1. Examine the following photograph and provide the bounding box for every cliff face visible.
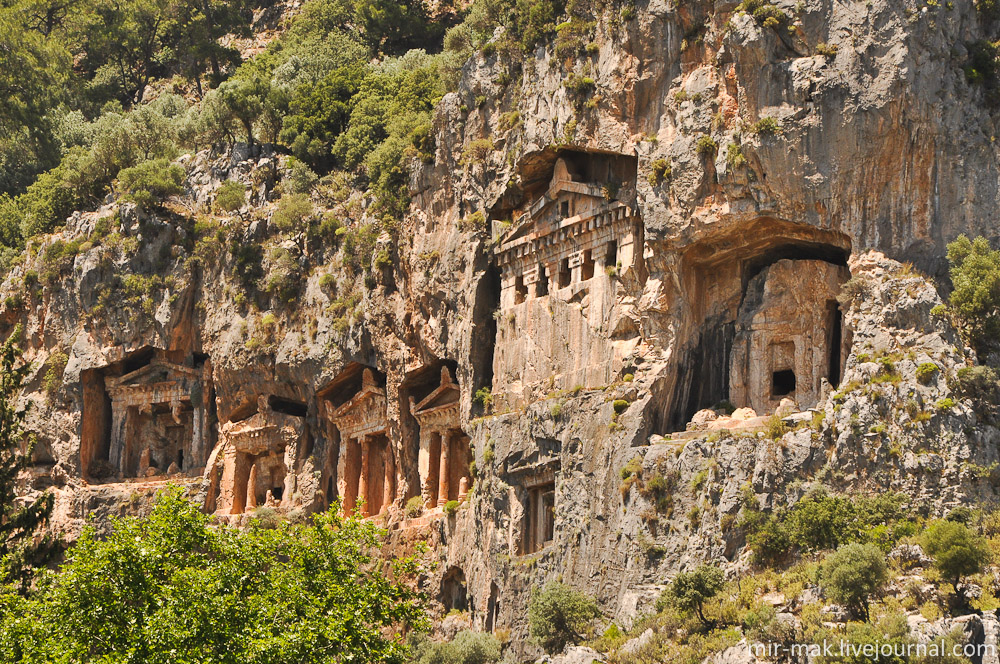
[5,0,1000,656]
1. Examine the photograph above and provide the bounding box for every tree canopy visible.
[0,489,428,663]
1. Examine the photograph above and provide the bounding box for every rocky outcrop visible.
[4,0,1000,657]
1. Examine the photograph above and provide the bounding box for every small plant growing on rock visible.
[404,496,424,519]
[443,500,461,516]
[916,362,939,384]
[528,582,600,654]
[461,139,494,165]
[613,399,629,415]
[766,414,789,440]
[42,350,68,401]
[271,193,313,232]
[473,386,493,411]
[648,158,671,185]
[695,135,718,156]
[749,116,781,136]
[837,275,873,306]
[936,397,956,411]
[726,143,746,169]
[815,42,838,57]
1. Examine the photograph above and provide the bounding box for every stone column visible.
[109,400,126,473]
[437,431,450,507]
[382,445,394,514]
[359,437,370,517]
[247,464,259,510]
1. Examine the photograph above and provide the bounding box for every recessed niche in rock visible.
[491,149,643,406]
[205,393,307,515]
[409,366,471,509]
[440,566,469,613]
[320,368,394,517]
[729,259,850,415]
[519,470,556,555]
[81,348,214,481]
[663,221,852,431]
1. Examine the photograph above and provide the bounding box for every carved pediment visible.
[329,369,388,438]
[411,367,460,428]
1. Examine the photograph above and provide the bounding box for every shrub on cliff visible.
[662,564,724,627]
[0,489,427,662]
[820,543,888,622]
[528,581,600,654]
[921,519,991,601]
[946,234,1000,355]
[115,158,185,209]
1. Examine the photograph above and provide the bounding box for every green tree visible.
[0,327,55,589]
[921,519,991,601]
[820,543,888,621]
[663,564,724,627]
[0,489,427,661]
[528,581,600,654]
[946,234,1000,354]
[215,179,246,213]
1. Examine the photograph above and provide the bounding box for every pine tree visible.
[0,326,54,588]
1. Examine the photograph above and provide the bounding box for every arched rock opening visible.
[662,220,852,431]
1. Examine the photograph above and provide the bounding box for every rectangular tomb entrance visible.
[205,395,307,515]
[85,351,213,480]
[325,369,395,517]
[410,366,471,509]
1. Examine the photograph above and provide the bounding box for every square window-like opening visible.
[514,274,526,304]
[771,369,796,397]
[581,249,595,281]
[560,201,570,217]
[558,258,571,288]
[536,267,549,297]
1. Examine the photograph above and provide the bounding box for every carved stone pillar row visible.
[359,437,370,517]
[437,431,450,508]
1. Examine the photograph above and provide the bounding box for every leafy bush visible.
[921,519,991,597]
[820,543,888,621]
[612,399,629,415]
[271,193,314,232]
[443,500,461,515]
[410,629,501,664]
[946,235,1000,353]
[744,489,912,564]
[738,0,788,27]
[661,564,724,626]
[116,158,185,209]
[528,581,600,654]
[215,180,246,213]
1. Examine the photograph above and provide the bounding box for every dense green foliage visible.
[0,328,54,589]
[528,581,600,654]
[741,488,913,564]
[920,519,991,596]
[0,489,427,662]
[819,543,888,621]
[662,564,724,626]
[946,235,1000,354]
[410,629,501,664]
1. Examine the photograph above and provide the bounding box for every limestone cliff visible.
[4,0,1000,658]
